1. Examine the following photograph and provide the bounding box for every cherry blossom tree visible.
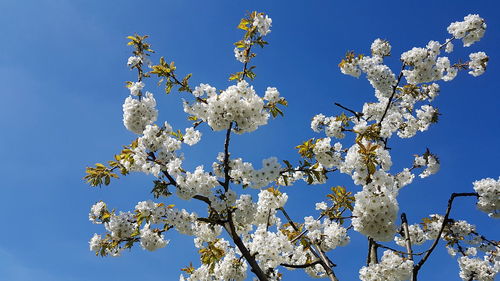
[84,12,498,281]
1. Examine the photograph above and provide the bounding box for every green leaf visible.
[238,19,250,30]
[229,72,241,81]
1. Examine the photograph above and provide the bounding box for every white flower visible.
[89,201,106,224]
[445,40,454,53]
[234,47,246,63]
[183,127,201,146]
[122,92,158,134]
[140,224,169,251]
[447,14,486,47]
[184,81,270,134]
[263,87,280,103]
[315,202,328,211]
[473,177,500,218]
[360,250,413,281]
[253,14,272,36]
[127,55,142,67]
[468,52,488,77]
[458,256,497,281]
[89,233,102,252]
[371,38,391,57]
[105,212,136,240]
[192,83,217,98]
[128,81,144,96]
[176,166,218,199]
[352,189,399,241]
[395,224,427,247]
[311,114,326,132]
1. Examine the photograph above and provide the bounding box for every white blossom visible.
[352,189,399,241]
[89,201,106,224]
[468,52,489,77]
[184,81,270,134]
[183,127,201,146]
[371,38,391,57]
[140,224,169,251]
[263,87,280,103]
[458,256,498,281]
[123,92,158,134]
[447,14,486,47]
[359,250,413,281]
[253,14,272,36]
[473,177,500,218]
[127,55,142,67]
[128,81,144,96]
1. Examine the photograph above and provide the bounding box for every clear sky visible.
[0,0,498,280]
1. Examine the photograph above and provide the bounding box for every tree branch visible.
[240,44,253,81]
[367,238,378,266]
[280,260,321,269]
[401,213,414,261]
[222,122,233,192]
[334,102,363,121]
[412,192,479,280]
[378,64,406,125]
[279,208,338,281]
[224,212,268,281]
[373,242,427,256]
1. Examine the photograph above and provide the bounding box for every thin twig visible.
[378,64,406,125]
[280,260,321,269]
[279,208,338,281]
[240,44,253,81]
[334,102,363,121]
[374,242,427,256]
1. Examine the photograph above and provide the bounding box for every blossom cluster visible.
[253,13,272,36]
[473,177,500,218]
[352,189,399,241]
[88,200,200,255]
[87,12,498,281]
[184,81,272,134]
[447,14,486,47]
[304,217,350,252]
[122,91,158,134]
[213,155,282,189]
[176,166,218,200]
[359,250,413,281]
[458,256,498,281]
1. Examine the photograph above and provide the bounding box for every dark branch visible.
[367,238,378,266]
[379,64,406,125]
[280,260,321,269]
[279,208,338,281]
[334,102,363,121]
[223,122,233,192]
[412,192,479,280]
[225,212,268,281]
[374,242,428,256]
[401,213,414,260]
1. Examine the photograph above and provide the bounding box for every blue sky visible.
[0,0,498,280]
